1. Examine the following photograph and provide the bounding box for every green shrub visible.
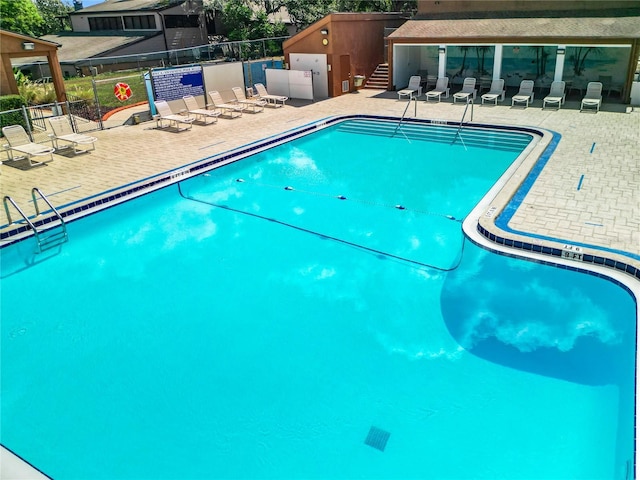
[0,95,29,135]
[18,82,57,105]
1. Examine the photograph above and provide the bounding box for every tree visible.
[336,0,391,12]
[35,0,74,35]
[219,0,288,58]
[284,0,335,32]
[222,0,254,41]
[0,0,44,37]
[255,0,287,16]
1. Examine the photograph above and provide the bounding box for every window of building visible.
[124,15,157,30]
[163,15,200,28]
[88,16,123,31]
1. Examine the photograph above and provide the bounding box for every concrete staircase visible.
[363,64,389,89]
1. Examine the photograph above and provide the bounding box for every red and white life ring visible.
[114,82,132,101]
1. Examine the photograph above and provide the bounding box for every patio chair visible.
[207,90,245,118]
[480,79,506,105]
[154,100,195,131]
[542,81,566,109]
[253,83,288,107]
[2,124,54,169]
[182,95,220,125]
[397,75,422,100]
[452,77,477,103]
[48,116,97,154]
[478,76,493,94]
[424,77,450,102]
[580,82,603,112]
[511,80,535,107]
[232,87,266,113]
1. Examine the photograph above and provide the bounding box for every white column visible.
[493,45,503,80]
[554,45,566,81]
[438,45,447,78]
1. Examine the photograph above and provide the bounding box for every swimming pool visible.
[1,118,637,479]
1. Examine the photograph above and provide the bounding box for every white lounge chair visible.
[232,87,266,113]
[511,80,535,107]
[182,95,220,124]
[424,77,450,102]
[207,90,245,118]
[542,81,566,109]
[154,100,195,131]
[397,75,422,100]
[48,116,97,154]
[2,124,54,168]
[580,82,603,113]
[254,83,288,107]
[453,77,477,103]
[480,79,506,105]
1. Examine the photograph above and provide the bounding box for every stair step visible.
[336,120,532,152]
[37,224,68,251]
[364,63,389,89]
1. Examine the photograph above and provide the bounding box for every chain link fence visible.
[74,36,288,77]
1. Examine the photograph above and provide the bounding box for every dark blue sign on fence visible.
[151,65,204,101]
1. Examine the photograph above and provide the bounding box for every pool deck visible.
[1,89,639,277]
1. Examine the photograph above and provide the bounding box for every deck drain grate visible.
[364,426,390,452]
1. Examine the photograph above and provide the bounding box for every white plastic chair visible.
[580,82,603,113]
[452,77,477,103]
[542,81,566,109]
[154,100,195,131]
[48,116,98,153]
[425,77,450,102]
[397,75,422,100]
[2,124,54,168]
[480,79,506,105]
[511,80,535,107]
[182,95,220,124]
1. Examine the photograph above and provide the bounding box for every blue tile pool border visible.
[475,223,640,285]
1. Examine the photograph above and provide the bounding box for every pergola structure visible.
[0,29,66,102]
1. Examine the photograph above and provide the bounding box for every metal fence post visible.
[91,78,104,130]
[21,106,33,141]
[66,101,76,132]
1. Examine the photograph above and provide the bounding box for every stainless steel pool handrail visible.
[31,187,68,251]
[392,95,417,140]
[3,195,37,231]
[452,96,474,149]
[2,189,68,252]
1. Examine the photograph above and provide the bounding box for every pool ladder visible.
[3,188,68,252]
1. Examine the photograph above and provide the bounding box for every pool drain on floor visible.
[364,426,390,452]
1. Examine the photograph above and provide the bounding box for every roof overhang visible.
[388,17,640,44]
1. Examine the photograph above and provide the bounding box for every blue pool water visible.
[1,120,636,479]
